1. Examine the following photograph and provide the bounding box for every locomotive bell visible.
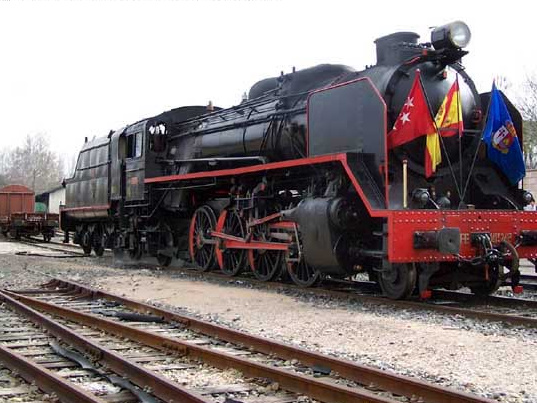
[431,21,471,50]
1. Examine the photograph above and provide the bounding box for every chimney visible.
[374,32,420,65]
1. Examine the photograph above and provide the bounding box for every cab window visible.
[126,132,143,159]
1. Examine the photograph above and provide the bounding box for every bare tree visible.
[59,151,78,180]
[0,150,10,187]
[519,74,537,121]
[494,75,511,93]
[517,74,537,168]
[497,74,537,168]
[5,134,63,193]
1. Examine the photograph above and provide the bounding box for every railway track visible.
[9,237,537,328]
[507,273,537,291]
[329,278,537,313]
[1,277,497,403]
[46,236,91,252]
[429,288,537,309]
[0,290,170,403]
[11,237,87,258]
[52,241,537,295]
[0,366,51,402]
[151,267,537,328]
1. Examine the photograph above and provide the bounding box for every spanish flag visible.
[425,131,441,177]
[435,77,464,137]
[424,77,464,177]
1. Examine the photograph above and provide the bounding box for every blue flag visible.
[482,83,525,185]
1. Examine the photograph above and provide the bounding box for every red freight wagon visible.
[0,185,58,241]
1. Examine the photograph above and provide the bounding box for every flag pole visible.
[457,74,464,207]
[420,71,462,200]
[403,159,408,208]
[461,81,494,202]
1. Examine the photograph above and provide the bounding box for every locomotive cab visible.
[111,118,172,203]
[119,123,147,202]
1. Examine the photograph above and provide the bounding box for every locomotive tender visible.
[61,21,537,299]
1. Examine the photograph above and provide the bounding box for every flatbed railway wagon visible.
[0,185,59,242]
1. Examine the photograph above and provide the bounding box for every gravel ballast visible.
[0,238,535,402]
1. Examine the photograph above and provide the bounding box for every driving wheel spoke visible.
[189,206,217,271]
[219,210,247,276]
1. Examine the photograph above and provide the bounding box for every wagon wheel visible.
[189,205,218,271]
[248,224,285,282]
[94,243,105,257]
[113,247,124,260]
[287,257,320,287]
[93,227,106,257]
[470,240,518,296]
[470,243,508,296]
[156,222,174,267]
[378,263,417,300]
[470,264,503,296]
[128,233,143,260]
[81,231,92,256]
[216,210,247,276]
[157,253,172,266]
[128,245,142,260]
[94,233,105,257]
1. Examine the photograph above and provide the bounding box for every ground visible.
[0,238,535,402]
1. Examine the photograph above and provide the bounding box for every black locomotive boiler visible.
[61,21,537,299]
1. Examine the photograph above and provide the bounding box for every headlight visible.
[449,22,471,47]
[431,21,471,50]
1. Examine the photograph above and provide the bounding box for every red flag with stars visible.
[387,70,437,150]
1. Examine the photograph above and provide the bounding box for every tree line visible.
[494,74,537,169]
[518,75,537,169]
[0,134,74,194]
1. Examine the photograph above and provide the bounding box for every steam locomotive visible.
[61,21,537,299]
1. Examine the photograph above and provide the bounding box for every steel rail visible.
[4,288,404,403]
[318,288,537,328]
[26,238,537,310]
[0,343,107,403]
[0,290,210,403]
[35,238,83,250]
[507,273,537,291]
[130,266,537,328]
[30,278,494,403]
[15,239,86,257]
[431,289,537,309]
[322,278,537,310]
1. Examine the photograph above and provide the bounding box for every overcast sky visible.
[1,0,535,164]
